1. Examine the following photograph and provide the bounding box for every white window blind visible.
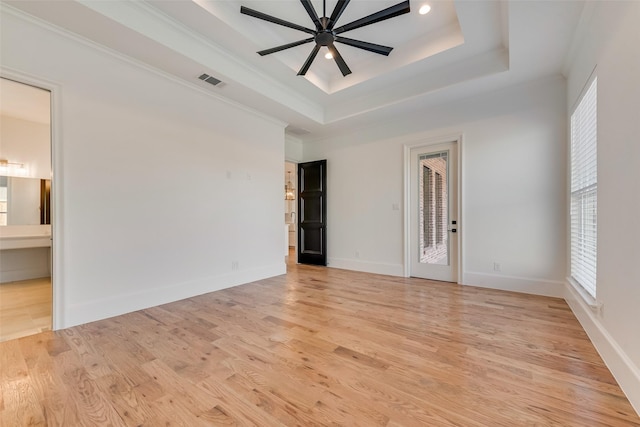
[570,77,597,298]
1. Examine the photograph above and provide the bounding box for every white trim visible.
[463,271,565,298]
[403,133,463,282]
[458,134,466,286]
[564,281,640,415]
[403,145,410,277]
[0,67,63,331]
[327,258,403,277]
[0,3,288,129]
[62,263,286,329]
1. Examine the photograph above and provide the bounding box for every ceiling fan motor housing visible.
[315,30,335,46]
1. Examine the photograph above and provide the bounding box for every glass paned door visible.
[409,142,458,282]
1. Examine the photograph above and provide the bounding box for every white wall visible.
[285,134,304,163]
[304,75,567,293]
[0,247,50,282]
[1,9,286,328]
[0,115,51,180]
[564,1,640,412]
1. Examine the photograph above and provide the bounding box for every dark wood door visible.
[297,160,326,265]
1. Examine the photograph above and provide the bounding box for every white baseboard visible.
[327,257,404,277]
[0,268,50,283]
[60,262,286,329]
[564,282,640,415]
[462,271,565,297]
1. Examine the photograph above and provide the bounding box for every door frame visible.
[2,68,63,330]
[403,133,463,282]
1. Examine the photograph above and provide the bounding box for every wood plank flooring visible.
[1,261,638,426]
[0,278,52,343]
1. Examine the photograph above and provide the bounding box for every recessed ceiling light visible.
[419,4,431,15]
[325,52,333,59]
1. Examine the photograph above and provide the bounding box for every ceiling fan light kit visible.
[240,0,411,77]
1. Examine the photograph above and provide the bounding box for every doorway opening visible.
[285,161,297,264]
[0,77,53,342]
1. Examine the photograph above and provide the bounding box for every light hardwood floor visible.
[1,260,638,426]
[0,277,52,343]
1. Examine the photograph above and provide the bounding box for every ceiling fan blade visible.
[335,36,393,56]
[300,0,323,31]
[241,6,316,35]
[327,0,350,30]
[327,43,352,76]
[333,0,410,35]
[297,45,321,75]
[258,38,315,56]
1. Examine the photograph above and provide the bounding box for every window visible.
[435,173,444,245]
[422,165,433,247]
[570,76,597,298]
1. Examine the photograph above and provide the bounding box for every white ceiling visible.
[3,0,585,142]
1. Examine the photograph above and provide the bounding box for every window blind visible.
[570,77,597,298]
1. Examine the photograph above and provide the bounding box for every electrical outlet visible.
[232,261,239,270]
[493,262,501,272]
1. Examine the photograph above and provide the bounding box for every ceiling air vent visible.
[198,73,223,87]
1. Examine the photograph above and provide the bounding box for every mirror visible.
[0,176,50,226]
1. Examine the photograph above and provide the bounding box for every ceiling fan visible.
[240,0,411,77]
